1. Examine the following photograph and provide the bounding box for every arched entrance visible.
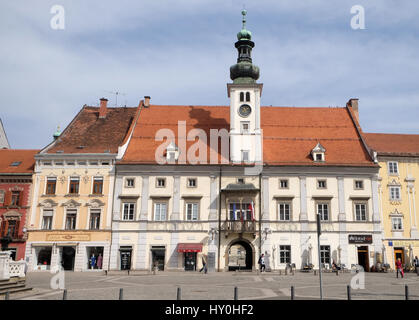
[226,239,254,271]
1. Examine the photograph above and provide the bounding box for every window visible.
[317,180,327,189]
[229,203,252,221]
[89,209,101,230]
[156,178,166,188]
[6,220,18,238]
[93,177,103,195]
[317,203,329,221]
[42,210,53,230]
[11,191,20,206]
[237,178,245,184]
[279,179,288,189]
[46,177,56,195]
[241,150,249,162]
[246,92,250,102]
[354,180,364,190]
[0,190,4,203]
[187,178,197,188]
[389,186,401,201]
[126,178,135,188]
[154,202,167,221]
[278,203,291,221]
[69,177,79,194]
[388,161,399,175]
[239,92,244,102]
[186,202,199,221]
[89,161,98,166]
[65,209,77,230]
[315,154,323,161]
[54,161,64,166]
[122,203,135,220]
[392,217,403,230]
[77,161,86,166]
[66,161,75,166]
[279,245,291,264]
[241,122,250,134]
[354,203,367,221]
[43,162,52,166]
[10,161,21,167]
[320,246,331,264]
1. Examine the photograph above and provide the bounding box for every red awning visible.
[177,243,203,253]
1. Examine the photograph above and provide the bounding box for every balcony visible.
[221,220,257,236]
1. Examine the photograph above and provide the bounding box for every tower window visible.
[239,92,244,102]
[246,92,250,102]
[241,150,249,162]
[241,122,250,134]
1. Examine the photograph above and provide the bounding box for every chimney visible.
[144,96,151,108]
[347,98,359,123]
[99,98,108,118]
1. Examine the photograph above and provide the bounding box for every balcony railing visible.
[221,220,256,233]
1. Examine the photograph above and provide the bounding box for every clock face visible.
[238,104,252,117]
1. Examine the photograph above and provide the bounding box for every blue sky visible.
[1,1,418,149]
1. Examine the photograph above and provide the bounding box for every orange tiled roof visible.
[46,106,137,154]
[0,149,38,174]
[121,105,375,166]
[364,133,419,156]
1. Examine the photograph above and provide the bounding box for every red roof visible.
[121,105,375,166]
[0,149,38,174]
[364,133,419,156]
[46,106,137,154]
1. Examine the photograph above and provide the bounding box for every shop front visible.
[177,243,202,271]
[151,246,166,271]
[388,240,419,269]
[349,234,373,272]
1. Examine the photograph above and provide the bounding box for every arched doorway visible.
[226,239,254,271]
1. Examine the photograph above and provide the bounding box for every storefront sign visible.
[392,240,419,247]
[348,234,372,244]
[46,233,91,241]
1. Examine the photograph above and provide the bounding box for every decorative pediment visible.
[39,199,58,208]
[389,209,403,217]
[311,142,326,162]
[86,199,105,208]
[61,199,82,208]
[2,210,22,220]
[9,186,24,192]
[312,142,326,153]
[387,179,401,186]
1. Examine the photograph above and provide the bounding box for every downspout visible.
[107,160,117,273]
[259,173,262,257]
[217,166,222,272]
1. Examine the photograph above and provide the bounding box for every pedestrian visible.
[414,256,419,276]
[199,255,207,274]
[258,253,266,272]
[395,258,404,278]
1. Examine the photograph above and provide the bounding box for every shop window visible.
[93,177,103,195]
[86,247,104,270]
[65,209,77,230]
[69,177,80,194]
[36,247,52,270]
[89,209,101,229]
[279,245,291,264]
[46,177,57,195]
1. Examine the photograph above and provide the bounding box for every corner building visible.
[109,11,384,272]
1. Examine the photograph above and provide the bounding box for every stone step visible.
[0,287,32,297]
[0,283,26,293]
[0,279,25,289]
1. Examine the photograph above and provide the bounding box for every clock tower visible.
[228,10,263,164]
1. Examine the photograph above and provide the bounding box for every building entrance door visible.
[61,246,76,271]
[151,247,165,271]
[184,252,196,271]
[357,246,369,272]
[227,240,253,271]
[394,248,405,267]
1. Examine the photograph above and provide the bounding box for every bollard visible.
[336,270,339,276]
[405,285,409,301]
[291,286,295,300]
[234,286,238,300]
[314,270,317,276]
[119,288,124,300]
[5,292,10,300]
[63,289,67,300]
[177,287,181,300]
[347,285,351,300]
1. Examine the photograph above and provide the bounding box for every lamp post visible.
[316,213,323,300]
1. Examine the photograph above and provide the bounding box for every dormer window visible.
[311,142,326,162]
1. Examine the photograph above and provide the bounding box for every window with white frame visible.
[122,203,135,220]
[42,209,53,230]
[392,217,403,230]
[278,202,291,221]
[279,245,291,264]
[241,150,249,162]
[240,121,250,134]
[279,179,289,189]
[354,203,367,221]
[317,203,329,221]
[154,202,167,221]
[320,245,331,264]
[388,161,399,175]
[317,180,327,189]
[89,209,101,230]
[125,178,135,188]
[186,202,199,221]
[389,186,401,201]
[65,209,77,230]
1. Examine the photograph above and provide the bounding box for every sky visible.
[1,0,419,149]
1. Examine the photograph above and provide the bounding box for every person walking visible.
[258,253,266,272]
[396,258,404,278]
[199,255,207,274]
[414,256,419,276]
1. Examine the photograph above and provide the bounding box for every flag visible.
[250,201,255,221]
[240,205,244,222]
